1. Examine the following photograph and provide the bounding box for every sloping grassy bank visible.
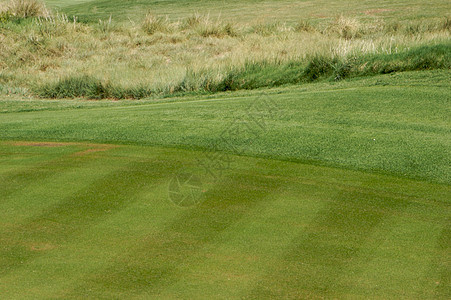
[36,43,451,99]
[2,71,450,184]
[193,43,451,91]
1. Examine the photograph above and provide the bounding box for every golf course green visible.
[0,71,450,298]
[0,0,450,298]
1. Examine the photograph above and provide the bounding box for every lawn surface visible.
[0,71,450,298]
[43,0,451,24]
[1,71,450,184]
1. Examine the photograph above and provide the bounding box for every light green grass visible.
[44,0,451,24]
[1,71,450,184]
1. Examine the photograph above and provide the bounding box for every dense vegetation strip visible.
[0,0,450,99]
[34,43,451,99]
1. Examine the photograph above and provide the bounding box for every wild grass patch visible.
[142,13,171,35]
[37,75,155,99]
[1,0,49,19]
[37,75,108,99]
[325,15,363,39]
[294,20,316,33]
[35,43,449,100]
[0,6,449,99]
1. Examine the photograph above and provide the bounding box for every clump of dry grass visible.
[181,13,203,29]
[326,15,362,39]
[179,14,238,37]
[252,22,282,35]
[197,21,237,38]
[294,20,316,33]
[2,0,50,18]
[142,13,171,35]
[442,16,451,31]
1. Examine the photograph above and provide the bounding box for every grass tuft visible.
[193,15,238,38]
[3,0,50,19]
[326,15,362,39]
[181,13,203,29]
[441,16,451,31]
[294,20,316,33]
[252,22,281,35]
[37,75,155,100]
[142,13,170,35]
[303,56,334,81]
[37,75,108,99]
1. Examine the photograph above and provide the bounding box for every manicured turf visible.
[0,71,450,298]
[0,142,449,298]
[44,0,451,24]
[1,71,450,184]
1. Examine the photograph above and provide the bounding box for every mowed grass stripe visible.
[153,177,336,298]
[0,144,88,200]
[246,180,449,299]
[0,175,179,297]
[0,146,124,224]
[0,144,70,174]
[161,160,450,297]
[0,158,130,282]
[60,152,449,298]
[433,221,451,298]
[247,187,415,298]
[336,204,449,299]
[0,149,180,280]
[62,170,285,298]
[0,143,449,298]
[0,160,128,277]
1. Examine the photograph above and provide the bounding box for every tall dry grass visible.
[1,0,49,18]
[0,0,449,98]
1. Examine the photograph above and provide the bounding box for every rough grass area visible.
[0,0,50,18]
[0,0,450,99]
[36,43,451,99]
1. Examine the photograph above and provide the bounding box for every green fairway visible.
[1,0,450,297]
[0,142,449,298]
[43,0,451,24]
[0,71,450,298]
[1,71,450,184]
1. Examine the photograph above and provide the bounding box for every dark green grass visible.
[0,142,449,298]
[0,70,450,298]
[207,43,451,91]
[36,75,154,100]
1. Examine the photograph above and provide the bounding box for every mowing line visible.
[105,88,359,111]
